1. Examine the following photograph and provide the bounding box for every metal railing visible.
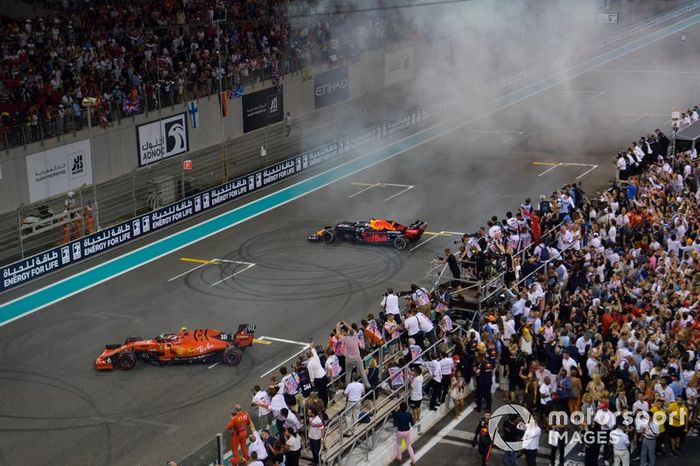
[319,323,470,466]
[595,0,700,50]
[0,81,444,270]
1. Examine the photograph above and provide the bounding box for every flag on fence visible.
[122,99,140,115]
[220,91,228,117]
[188,100,199,129]
[233,83,244,98]
[272,60,282,91]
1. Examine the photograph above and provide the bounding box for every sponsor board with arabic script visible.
[242,86,284,133]
[0,108,428,293]
[25,139,93,203]
[136,113,190,167]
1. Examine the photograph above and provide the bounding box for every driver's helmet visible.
[179,326,188,333]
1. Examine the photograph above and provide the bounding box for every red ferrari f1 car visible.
[308,218,427,250]
[95,324,255,370]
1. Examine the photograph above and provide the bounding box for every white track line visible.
[208,362,220,369]
[168,263,208,282]
[597,68,700,74]
[385,185,414,201]
[576,164,599,179]
[348,184,379,198]
[257,336,309,346]
[257,336,309,378]
[589,91,606,101]
[409,234,438,251]
[259,346,309,378]
[215,259,256,266]
[403,405,474,464]
[465,129,524,135]
[538,164,560,176]
[210,263,255,287]
[626,114,645,125]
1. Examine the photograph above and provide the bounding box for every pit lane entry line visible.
[2,13,700,327]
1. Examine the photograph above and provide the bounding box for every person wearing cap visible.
[226,404,254,465]
[594,400,615,464]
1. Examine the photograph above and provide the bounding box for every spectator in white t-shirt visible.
[409,366,424,425]
[344,375,365,436]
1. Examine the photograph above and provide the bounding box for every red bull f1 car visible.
[95,324,255,370]
[308,218,427,250]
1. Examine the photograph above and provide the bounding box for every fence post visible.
[17,207,24,260]
[180,157,186,201]
[131,175,137,217]
[93,184,100,231]
[79,188,85,237]
[216,433,223,465]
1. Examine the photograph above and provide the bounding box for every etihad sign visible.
[315,78,349,96]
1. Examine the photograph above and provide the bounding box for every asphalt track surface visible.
[2,21,700,466]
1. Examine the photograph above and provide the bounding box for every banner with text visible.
[26,139,93,203]
[137,113,190,166]
[1,109,426,293]
[314,66,349,109]
[242,86,284,133]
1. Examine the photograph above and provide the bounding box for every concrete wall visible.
[0,40,450,213]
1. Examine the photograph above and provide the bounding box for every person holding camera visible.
[409,284,431,317]
[336,321,371,389]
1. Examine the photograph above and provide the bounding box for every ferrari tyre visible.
[124,336,143,345]
[223,347,243,366]
[393,236,409,250]
[116,351,137,370]
[321,229,336,244]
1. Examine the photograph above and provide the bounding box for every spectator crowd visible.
[213,112,700,465]
[0,0,421,148]
[458,117,700,466]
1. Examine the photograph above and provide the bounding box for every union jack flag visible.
[122,99,140,115]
